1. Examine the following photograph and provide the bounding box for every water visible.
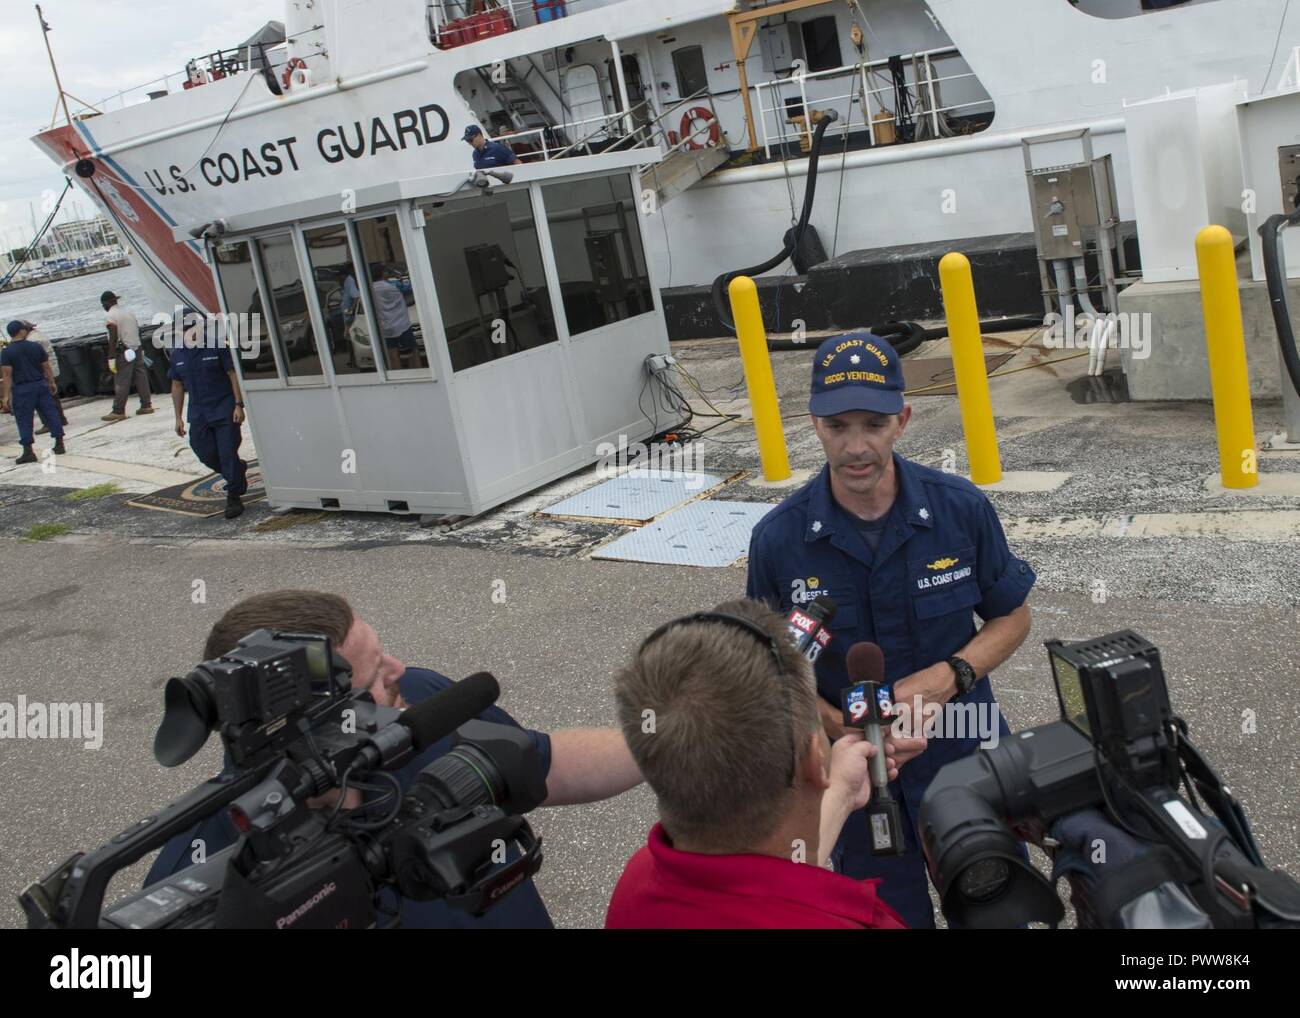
[0,264,159,340]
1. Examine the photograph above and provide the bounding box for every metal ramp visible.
[540,470,726,523]
[593,500,775,568]
[641,144,730,207]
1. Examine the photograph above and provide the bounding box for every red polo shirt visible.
[605,824,907,929]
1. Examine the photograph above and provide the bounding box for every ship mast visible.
[36,4,73,128]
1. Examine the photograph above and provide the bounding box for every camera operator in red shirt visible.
[606,598,922,929]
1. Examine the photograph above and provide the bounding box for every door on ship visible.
[605,54,651,138]
[561,64,609,146]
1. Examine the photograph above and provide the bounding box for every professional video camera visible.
[919,629,1300,929]
[19,629,547,929]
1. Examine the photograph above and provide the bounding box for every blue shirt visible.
[1,339,49,386]
[168,345,236,425]
[473,139,518,169]
[746,454,1035,921]
[143,667,556,929]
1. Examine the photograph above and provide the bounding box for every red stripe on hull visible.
[34,124,220,312]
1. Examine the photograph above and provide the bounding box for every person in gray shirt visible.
[369,265,417,371]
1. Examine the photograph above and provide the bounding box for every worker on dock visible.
[1,320,65,464]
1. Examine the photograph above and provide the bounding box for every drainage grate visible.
[540,470,725,523]
[592,500,776,567]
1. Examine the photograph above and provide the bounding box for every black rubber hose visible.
[1258,210,1300,400]
[711,109,840,334]
[761,316,1045,354]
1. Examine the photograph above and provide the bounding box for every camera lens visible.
[957,857,1012,903]
[417,744,506,810]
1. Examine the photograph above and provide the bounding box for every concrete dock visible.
[1,328,1297,928]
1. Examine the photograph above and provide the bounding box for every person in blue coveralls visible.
[169,314,249,520]
[1,320,65,464]
[144,589,644,928]
[463,123,518,169]
[745,331,1036,928]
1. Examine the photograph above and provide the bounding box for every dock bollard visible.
[1195,225,1258,490]
[728,275,791,482]
[938,252,1003,485]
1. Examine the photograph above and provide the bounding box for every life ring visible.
[680,107,720,150]
[282,57,307,90]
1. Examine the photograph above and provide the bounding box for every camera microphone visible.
[843,642,905,857]
[354,671,500,772]
[786,596,837,663]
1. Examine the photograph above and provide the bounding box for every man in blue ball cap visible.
[745,331,1035,928]
[462,123,518,170]
[1,319,65,464]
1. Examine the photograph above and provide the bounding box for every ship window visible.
[303,223,379,377]
[672,45,707,98]
[801,16,842,73]
[253,232,324,380]
[212,239,276,380]
[1069,0,1210,17]
[354,213,431,377]
[541,174,654,338]
[420,189,557,373]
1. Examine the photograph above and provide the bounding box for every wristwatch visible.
[947,656,977,697]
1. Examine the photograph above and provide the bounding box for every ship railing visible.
[486,87,721,170]
[428,0,585,47]
[751,46,994,159]
[88,37,311,114]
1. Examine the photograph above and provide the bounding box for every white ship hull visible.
[31,0,1300,314]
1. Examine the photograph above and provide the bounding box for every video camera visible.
[919,629,1300,929]
[19,629,548,929]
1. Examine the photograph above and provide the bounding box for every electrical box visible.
[1027,158,1117,261]
[1238,88,1300,280]
[759,22,804,73]
[1278,143,1300,212]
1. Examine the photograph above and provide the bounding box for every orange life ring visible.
[680,107,720,150]
[282,57,307,89]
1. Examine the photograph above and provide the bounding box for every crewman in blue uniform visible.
[169,319,249,519]
[1,320,65,464]
[746,332,1035,928]
[463,124,518,169]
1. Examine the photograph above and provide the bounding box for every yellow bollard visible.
[729,275,791,482]
[938,252,1002,485]
[1195,225,1258,489]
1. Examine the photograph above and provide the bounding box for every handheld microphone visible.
[354,671,501,773]
[786,596,837,663]
[841,642,905,857]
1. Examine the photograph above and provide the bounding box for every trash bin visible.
[142,344,171,394]
[85,336,113,395]
[54,337,98,398]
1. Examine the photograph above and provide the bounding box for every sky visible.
[0,0,277,251]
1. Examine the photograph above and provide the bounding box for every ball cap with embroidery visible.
[808,332,905,417]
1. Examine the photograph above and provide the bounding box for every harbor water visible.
[0,263,159,340]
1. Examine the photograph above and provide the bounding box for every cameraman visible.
[145,589,643,929]
[605,599,922,928]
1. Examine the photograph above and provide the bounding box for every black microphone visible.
[842,642,905,857]
[786,595,837,663]
[354,671,500,772]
